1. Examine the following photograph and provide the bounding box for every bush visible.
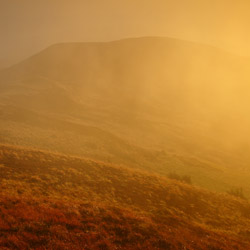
[167,172,192,185]
[227,187,247,200]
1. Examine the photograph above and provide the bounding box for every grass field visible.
[0,144,250,249]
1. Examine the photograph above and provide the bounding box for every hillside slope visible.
[1,37,250,144]
[0,144,250,249]
[1,37,250,197]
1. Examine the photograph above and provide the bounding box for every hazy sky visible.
[1,0,250,68]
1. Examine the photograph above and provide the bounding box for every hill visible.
[1,37,250,197]
[2,37,250,145]
[0,144,250,249]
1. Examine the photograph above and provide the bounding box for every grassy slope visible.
[0,144,250,249]
[1,106,250,199]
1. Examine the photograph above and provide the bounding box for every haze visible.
[1,0,250,68]
[1,1,250,249]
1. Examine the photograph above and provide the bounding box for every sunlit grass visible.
[0,144,250,249]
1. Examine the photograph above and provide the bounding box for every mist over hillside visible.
[1,37,250,140]
[1,37,250,197]
[2,0,250,248]
[1,36,250,249]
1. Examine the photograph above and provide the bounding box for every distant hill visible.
[0,144,250,249]
[1,37,249,113]
[1,37,250,146]
[1,37,250,197]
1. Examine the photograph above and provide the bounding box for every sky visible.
[1,0,250,68]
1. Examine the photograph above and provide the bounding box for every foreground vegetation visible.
[0,144,250,249]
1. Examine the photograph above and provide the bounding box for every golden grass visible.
[0,144,250,249]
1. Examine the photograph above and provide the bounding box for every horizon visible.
[1,0,250,68]
[2,35,249,70]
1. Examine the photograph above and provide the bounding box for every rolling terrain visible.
[1,37,250,249]
[0,144,250,249]
[1,37,250,197]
